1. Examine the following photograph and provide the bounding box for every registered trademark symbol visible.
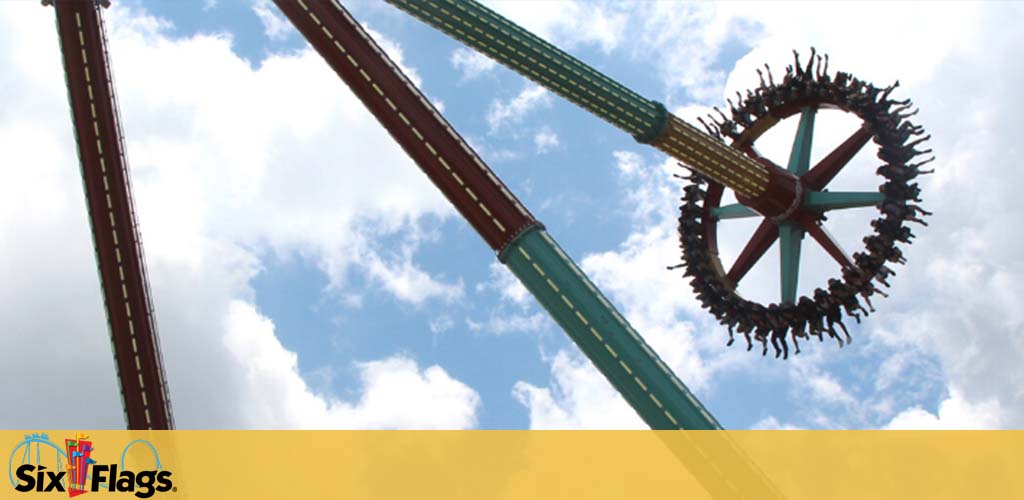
[172,486,178,492]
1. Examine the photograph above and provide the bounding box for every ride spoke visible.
[800,217,856,270]
[804,191,884,211]
[711,203,759,220]
[726,218,779,285]
[803,125,873,190]
[787,106,817,175]
[779,221,804,304]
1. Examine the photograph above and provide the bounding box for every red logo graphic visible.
[64,433,94,498]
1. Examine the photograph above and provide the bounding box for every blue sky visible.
[1,1,1021,430]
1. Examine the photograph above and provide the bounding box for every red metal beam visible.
[802,125,873,190]
[726,218,778,286]
[271,0,537,252]
[798,214,856,271]
[52,0,173,430]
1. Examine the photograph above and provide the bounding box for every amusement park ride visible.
[41,0,931,440]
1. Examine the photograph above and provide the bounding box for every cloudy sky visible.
[1,0,1020,430]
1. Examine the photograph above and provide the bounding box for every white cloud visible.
[854,3,1024,427]
[101,8,457,301]
[874,351,913,393]
[634,3,742,103]
[363,24,423,88]
[0,3,478,429]
[533,128,559,154]
[486,84,551,133]
[362,249,464,306]
[476,261,532,308]
[450,47,497,81]
[750,416,802,430]
[483,1,627,53]
[468,263,551,336]
[224,301,479,429]
[612,150,642,176]
[793,362,858,409]
[885,388,1003,430]
[466,313,548,336]
[429,315,454,334]
[252,0,292,41]
[513,350,644,429]
[628,2,981,105]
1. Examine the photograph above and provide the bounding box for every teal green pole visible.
[778,221,804,305]
[386,0,668,142]
[804,191,884,211]
[711,204,760,220]
[501,227,788,498]
[500,226,720,430]
[385,0,776,199]
[787,107,817,175]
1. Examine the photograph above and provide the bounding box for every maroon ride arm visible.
[53,1,173,429]
[726,218,779,285]
[272,0,537,252]
[798,215,857,271]
[802,126,873,190]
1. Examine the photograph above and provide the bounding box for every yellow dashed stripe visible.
[75,9,148,423]
[339,2,530,220]
[533,232,720,429]
[517,243,684,430]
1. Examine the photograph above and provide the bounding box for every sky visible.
[1,0,1021,430]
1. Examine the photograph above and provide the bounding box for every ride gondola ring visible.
[676,50,934,359]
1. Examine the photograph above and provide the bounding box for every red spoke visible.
[799,216,855,270]
[726,218,779,285]
[802,125,872,190]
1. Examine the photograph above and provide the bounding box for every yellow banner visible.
[2,431,1021,499]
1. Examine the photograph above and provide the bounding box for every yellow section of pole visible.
[652,114,769,198]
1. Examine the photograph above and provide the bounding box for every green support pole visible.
[500,226,719,431]
[778,221,804,305]
[502,226,787,498]
[788,107,817,175]
[711,203,760,220]
[804,191,884,211]
[777,107,814,304]
[385,0,775,200]
[386,0,667,142]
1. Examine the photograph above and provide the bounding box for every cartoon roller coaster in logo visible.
[8,433,163,491]
[8,433,67,489]
[35,0,931,497]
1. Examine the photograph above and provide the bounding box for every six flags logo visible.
[10,433,174,498]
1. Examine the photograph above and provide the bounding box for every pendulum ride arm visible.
[276,2,784,497]
[272,0,714,433]
[48,0,173,430]
[385,0,805,219]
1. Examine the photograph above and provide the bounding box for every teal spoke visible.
[787,106,817,175]
[711,203,759,220]
[804,191,884,211]
[779,221,804,304]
